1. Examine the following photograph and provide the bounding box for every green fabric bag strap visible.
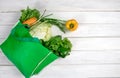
[10,21,40,43]
[0,21,40,48]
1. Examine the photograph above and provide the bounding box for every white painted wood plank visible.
[0,26,12,38]
[1,38,120,50]
[0,0,120,78]
[52,23,120,37]
[1,24,120,38]
[0,12,120,25]
[0,66,24,78]
[70,38,120,50]
[1,50,120,65]
[1,65,120,78]
[0,13,19,25]
[32,65,120,78]
[0,0,120,12]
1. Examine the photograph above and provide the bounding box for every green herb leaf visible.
[20,7,40,22]
[42,35,72,58]
[40,18,66,33]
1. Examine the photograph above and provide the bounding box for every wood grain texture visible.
[1,65,120,78]
[1,50,120,66]
[0,0,120,78]
[0,12,120,25]
[1,38,120,50]
[0,0,120,12]
[1,23,120,38]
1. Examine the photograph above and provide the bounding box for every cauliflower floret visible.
[29,22,52,41]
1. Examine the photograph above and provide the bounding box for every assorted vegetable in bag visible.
[0,22,58,78]
[0,7,78,78]
[20,7,77,57]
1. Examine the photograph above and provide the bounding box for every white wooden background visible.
[1,0,120,78]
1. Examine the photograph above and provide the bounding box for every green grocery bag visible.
[0,21,58,78]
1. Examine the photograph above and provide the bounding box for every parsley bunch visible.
[42,35,72,58]
[20,7,40,23]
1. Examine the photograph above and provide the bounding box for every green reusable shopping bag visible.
[0,21,58,78]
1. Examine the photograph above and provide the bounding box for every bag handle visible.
[10,21,40,43]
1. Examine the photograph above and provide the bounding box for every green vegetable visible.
[19,7,73,58]
[42,35,72,58]
[40,18,66,33]
[20,7,40,23]
[20,7,67,33]
[29,22,52,41]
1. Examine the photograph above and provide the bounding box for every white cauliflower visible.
[29,22,52,41]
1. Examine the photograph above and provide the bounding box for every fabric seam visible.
[31,52,52,76]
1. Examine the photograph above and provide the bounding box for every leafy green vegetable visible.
[19,7,73,58]
[42,35,72,58]
[20,7,40,22]
[40,18,66,33]
[20,7,67,33]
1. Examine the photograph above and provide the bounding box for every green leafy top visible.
[19,7,73,58]
[42,35,72,58]
[19,7,67,33]
[40,18,66,33]
[20,7,40,22]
